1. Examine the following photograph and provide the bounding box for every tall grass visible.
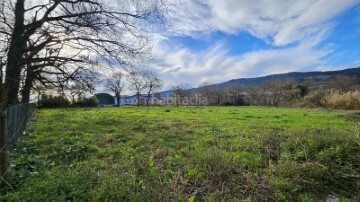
[325,91,360,110]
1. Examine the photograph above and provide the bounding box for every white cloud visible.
[167,0,358,46]
[141,0,360,89]
[147,38,332,88]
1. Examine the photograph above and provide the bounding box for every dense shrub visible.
[71,97,99,108]
[324,91,360,110]
[303,91,327,108]
[38,96,99,108]
[222,97,249,106]
[37,95,70,108]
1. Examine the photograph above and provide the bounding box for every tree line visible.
[105,70,162,106]
[172,75,360,109]
[32,69,162,107]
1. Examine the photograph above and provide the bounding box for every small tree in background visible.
[198,81,213,104]
[143,70,162,106]
[106,72,126,107]
[171,84,188,107]
[328,76,359,92]
[128,70,147,106]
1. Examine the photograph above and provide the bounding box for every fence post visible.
[0,110,8,176]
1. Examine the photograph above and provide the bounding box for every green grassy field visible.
[1,107,359,201]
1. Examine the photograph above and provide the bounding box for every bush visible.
[37,95,70,108]
[324,91,360,110]
[71,96,99,108]
[38,96,99,108]
[222,97,249,106]
[303,91,327,108]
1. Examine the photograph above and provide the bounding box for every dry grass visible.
[325,91,360,110]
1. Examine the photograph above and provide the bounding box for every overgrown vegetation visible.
[324,91,360,110]
[37,95,71,108]
[1,107,359,201]
[37,95,99,108]
[195,76,360,109]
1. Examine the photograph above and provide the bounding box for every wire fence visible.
[6,104,36,145]
[0,103,36,176]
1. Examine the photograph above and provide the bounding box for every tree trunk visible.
[146,87,153,106]
[4,0,26,105]
[37,92,41,103]
[0,62,3,102]
[21,66,35,103]
[116,95,121,107]
[176,95,179,107]
[137,93,140,106]
[71,95,75,103]
[0,0,25,178]
[146,93,151,106]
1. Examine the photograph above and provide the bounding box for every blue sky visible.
[145,0,360,88]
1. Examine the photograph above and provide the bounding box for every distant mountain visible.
[161,67,360,95]
[216,67,360,89]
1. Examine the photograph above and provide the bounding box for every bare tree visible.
[171,83,188,107]
[247,85,261,106]
[128,70,146,106]
[32,82,48,102]
[19,43,90,103]
[51,69,97,101]
[328,76,359,92]
[68,79,96,103]
[1,0,168,107]
[143,70,162,106]
[0,0,11,101]
[198,81,213,104]
[211,86,224,105]
[0,0,169,175]
[224,85,246,105]
[68,83,84,103]
[260,79,296,106]
[106,72,126,107]
[224,85,235,105]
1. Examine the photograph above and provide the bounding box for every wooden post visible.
[0,110,8,176]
